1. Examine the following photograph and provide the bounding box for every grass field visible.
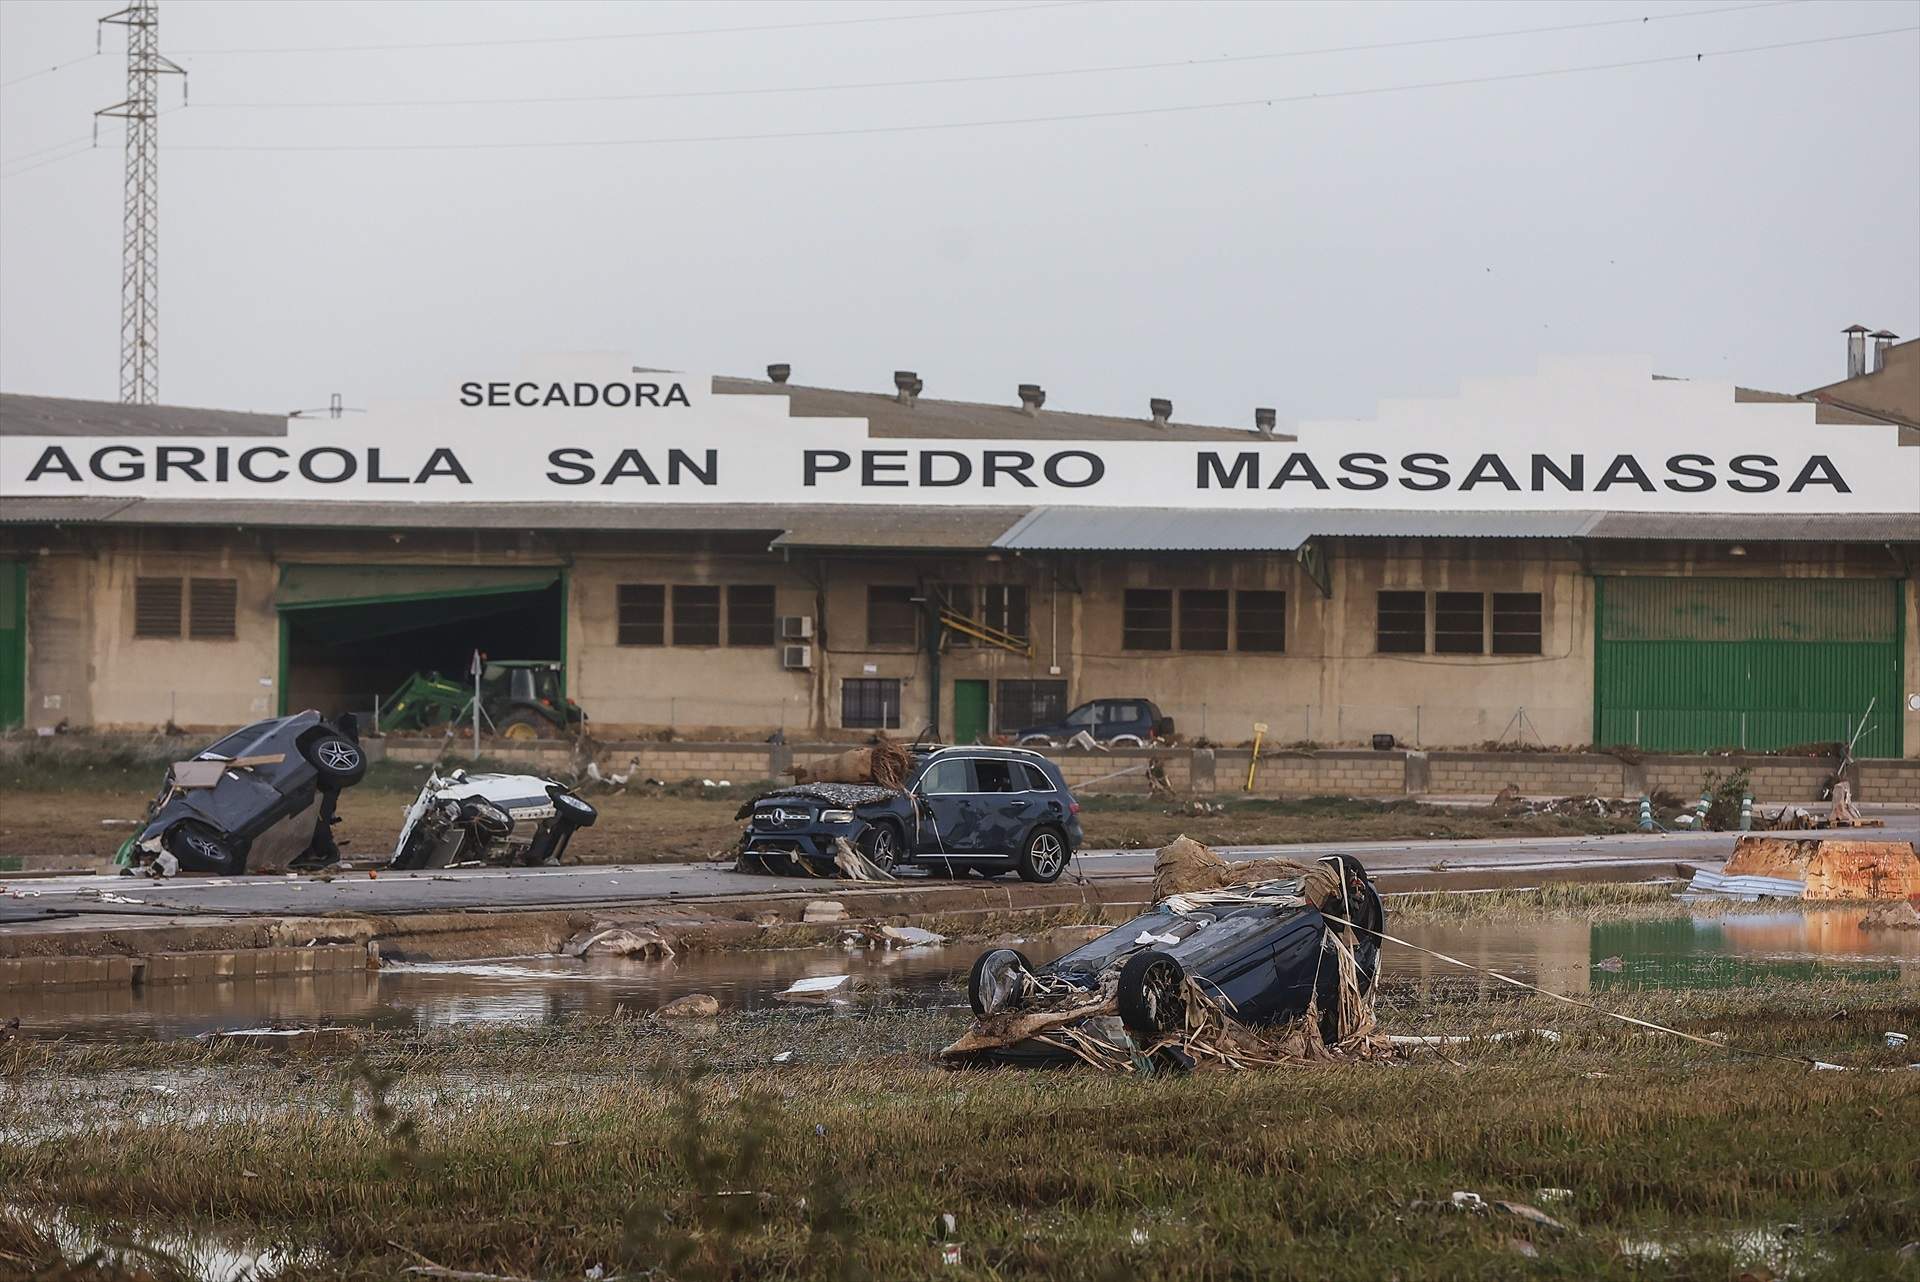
[4,980,1916,1280]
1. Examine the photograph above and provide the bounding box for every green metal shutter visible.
[1593,577,1903,757]
[0,561,23,729]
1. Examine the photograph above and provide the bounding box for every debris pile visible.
[1688,835,1920,902]
[790,735,911,790]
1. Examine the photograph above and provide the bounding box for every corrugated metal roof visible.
[0,496,138,524]
[0,393,287,437]
[1585,512,1920,541]
[993,508,1599,550]
[768,507,1028,549]
[711,376,1273,442]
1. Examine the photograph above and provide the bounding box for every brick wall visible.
[1427,753,1630,798]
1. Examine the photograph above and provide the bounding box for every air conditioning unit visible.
[781,615,815,640]
[781,643,813,670]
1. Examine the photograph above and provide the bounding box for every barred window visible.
[997,679,1067,730]
[188,577,237,640]
[1434,591,1485,655]
[617,584,664,646]
[842,678,902,729]
[1236,590,1286,652]
[867,586,919,648]
[1376,591,1426,654]
[1492,592,1543,655]
[726,585,776,646]
[1178,589,1229,651]
[672,585,721,646]
[1122,589,1172,651]
[134,577,182,638]
[981,584,1028,640]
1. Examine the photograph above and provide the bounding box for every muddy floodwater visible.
[8,908,1917,1041]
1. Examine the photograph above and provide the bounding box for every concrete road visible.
[9,822,1913,923]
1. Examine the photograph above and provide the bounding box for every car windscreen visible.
[1064,703,1099,726]
[198,719,279,759]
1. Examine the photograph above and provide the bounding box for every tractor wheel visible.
[497,711,551,741]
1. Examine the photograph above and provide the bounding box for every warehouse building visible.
[1,334,1916,756]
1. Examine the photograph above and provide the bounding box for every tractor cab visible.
[480,660,585,740]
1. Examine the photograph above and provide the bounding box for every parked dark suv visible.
[742,747,1084,883]
[1013,698,1172,747]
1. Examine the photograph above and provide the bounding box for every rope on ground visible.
[1320,911,1819,1068]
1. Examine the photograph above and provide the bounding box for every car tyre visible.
[968,947,1033,1018]
[166,821,243,875]
[857,821,902,875]
[552,790,598,828]
[1108,734,1145,747]
[1116,949,1187,1039]
[304,735,367,787]
[1016,826,1069,884]
[1016,734,1056,747]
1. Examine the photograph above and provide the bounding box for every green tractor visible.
[379,660,586,741]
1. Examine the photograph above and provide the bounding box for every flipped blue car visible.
[957,856,1385,1065]
[742,746,1083,883]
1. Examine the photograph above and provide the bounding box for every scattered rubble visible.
[802,900,847,924]
[563,924,675,960]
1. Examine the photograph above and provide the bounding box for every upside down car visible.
[388,767,598,870]
[948,852,1384,1067]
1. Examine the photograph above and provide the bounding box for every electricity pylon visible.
[96,0,185,406]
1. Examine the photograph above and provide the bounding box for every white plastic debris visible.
[880,925,945,948]
[1134,931,1181,946]
[771,1050,794,1064]
[1450,1191,1487,1212]
[779,975,851,1002]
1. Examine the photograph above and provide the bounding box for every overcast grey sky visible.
[1,0,1915,426]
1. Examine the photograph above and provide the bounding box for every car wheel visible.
[1107,734,1145,747]
[857,821,901,875]
[553,790,598,828]
[166,821,243,875]
[968,947,1034,1017]
[304,735,367,787]
[1016,826,1069,884]
[497,711,550,741]
[1116,949,1187,1038]
[1016,734,1055,747]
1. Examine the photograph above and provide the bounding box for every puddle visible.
[3,1200,322,1282]
[3,908,1913,1042]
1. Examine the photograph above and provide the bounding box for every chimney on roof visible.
[1254,407,1277,437]
[1871,330,1898,373]
[893,370,920,407]
[1844,325,1869,379]
[767,363,791,385]
[1017,383,1046,415]
[1148,397,1172,429]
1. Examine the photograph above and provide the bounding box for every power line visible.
[166,1,1089,56]
[187,1,1803,112]
[157,25,1920,156]
[0,50,102,90]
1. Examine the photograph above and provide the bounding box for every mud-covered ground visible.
[3,981,1915,1281]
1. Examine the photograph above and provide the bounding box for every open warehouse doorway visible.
[276,565,566,730]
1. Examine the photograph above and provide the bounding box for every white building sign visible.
[5,354,1915,513]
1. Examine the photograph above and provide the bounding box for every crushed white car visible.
[388,768,597,870]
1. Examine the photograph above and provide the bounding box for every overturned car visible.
[121,712,368,876]
[388,768,597,870]
[946,848,1384,1069]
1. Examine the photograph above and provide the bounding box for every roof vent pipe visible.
[1017,383,1046,415]
[1844,325,1869,379]
[767,363,791,384]
[1871,330,1898,373]
[893,370,919,407]
[1254,407,1277,437]
[1149,397,1172,428]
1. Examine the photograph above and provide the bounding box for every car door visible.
[914,757,976,853]
[967,758,1029,854]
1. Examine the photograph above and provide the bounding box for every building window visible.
[1492,592,1543,655]
[1122,589,1173,650]
[671,585,721,646]
[942,584,974,647]
[998,679,1067,730]
[1179,589,1229,651]
[617,584,665,646]
[981,584,1028,640]
[867,586,919,648]
[188,577,237,640]
[1376,590,1426,653]
[1434,591,1485,655]
[842,677,902,729]
[134,577,183,638]
[1236,590,1286,652]
[726,585,776,646]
